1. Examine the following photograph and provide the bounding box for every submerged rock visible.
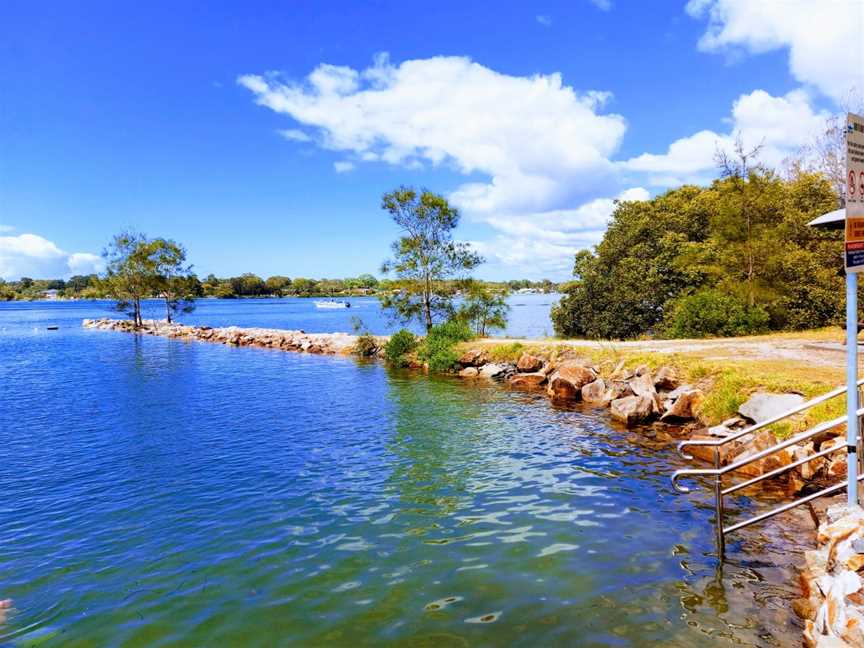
[458,367,479,378]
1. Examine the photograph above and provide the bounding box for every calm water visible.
[0,294,556,339]
[1,302,807,646]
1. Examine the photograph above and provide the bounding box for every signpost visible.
[845,112,864,507]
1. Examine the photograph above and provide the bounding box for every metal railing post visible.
[713,447,725,557]
[847,271,859,507]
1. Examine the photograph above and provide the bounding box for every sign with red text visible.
[845,113,864,271]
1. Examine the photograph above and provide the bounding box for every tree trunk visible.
[165,296,172,324]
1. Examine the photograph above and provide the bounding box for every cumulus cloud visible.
[0,233,103,280]
[239,54,628,275]
[239,54,625,214]
[469,187,650,275]
[622,89,831,186]
[687,0,864,103]
[333,161,355,173]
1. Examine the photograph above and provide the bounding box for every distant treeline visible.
[0,273,558,301]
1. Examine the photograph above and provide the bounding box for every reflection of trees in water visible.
[383,371,501,524]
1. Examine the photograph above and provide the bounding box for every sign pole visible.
[848,271,859,507]
[845,112,864,507]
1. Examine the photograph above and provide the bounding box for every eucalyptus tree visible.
[380,186,482,332]
[100,231,155,328]
[149,238,198,323]
[458,281,510,337]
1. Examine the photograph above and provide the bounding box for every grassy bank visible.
[460,327,858,437]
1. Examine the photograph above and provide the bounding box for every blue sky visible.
[1,0,862,281]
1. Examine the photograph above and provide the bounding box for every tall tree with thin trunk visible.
[100,231,155,328]
[149,238,197,323]
[380,186,482,332]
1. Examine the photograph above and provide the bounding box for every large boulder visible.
[478,363,515,380]
[508,372,548,390]
[738,392,805,424]
[654,366,679,391]
[458,349,489,367]
[660,388,704,421]
[628,373,657,399]
[516,353,544,373]
[547,363,596,400]
[610,395,657,427]
[581,378,607,402]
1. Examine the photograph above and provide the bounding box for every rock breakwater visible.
[82,318,372,355]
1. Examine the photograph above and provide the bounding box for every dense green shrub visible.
[383,329,417,366]
[417,319,474,372]
[551,172,840,339]
[661,290,769,338]
[354,332,378,357]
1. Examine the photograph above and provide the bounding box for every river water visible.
[0,301,808,646]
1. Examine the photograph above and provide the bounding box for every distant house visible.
[41,289,60,300]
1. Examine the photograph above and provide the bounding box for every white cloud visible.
[687,0,864,103]
[470,187,649,276]
[622,88,831,186]
[239,54,626,218]
[239,54,628,275]
[0,225,14,233]
[0,233,103,280]
[333,161,355,173]
[536,14,552,27]
[278,128,312,142]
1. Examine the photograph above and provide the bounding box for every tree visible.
[457,282,510,336]
[100,231,155,327]
[379,186,482,332]
[149,238,197,323]
[713,135,779,307]
[265,275,291,296]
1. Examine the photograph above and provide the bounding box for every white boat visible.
[314,300,350,309]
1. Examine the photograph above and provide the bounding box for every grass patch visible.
[487,342,525,362]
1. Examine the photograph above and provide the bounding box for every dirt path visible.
[487,333,857,368]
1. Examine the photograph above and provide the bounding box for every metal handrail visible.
[671,392,864,558]
[724,474,864,535]
[677,378,864,460]
[671,410,863,493]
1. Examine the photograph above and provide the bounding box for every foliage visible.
[417,318,474,372]
[100,231,156,327]
[149,238,197,323]
[379,186,483,332]
[552,168,841,339]
[661,289,769,338]
[384,329,418,367]
[349,316,378,357]
[457,282,510,336]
